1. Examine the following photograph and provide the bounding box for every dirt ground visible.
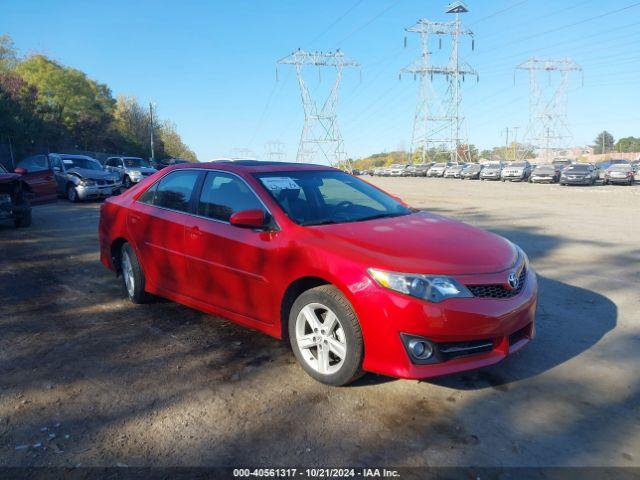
[1,177,638,468]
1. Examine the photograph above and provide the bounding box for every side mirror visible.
[229,209,268,229]
[14,167,27,174]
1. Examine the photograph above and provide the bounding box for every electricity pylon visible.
[265,140,286,162]
[277,49,359,166]
[515,58,583,162]
[401,1,477,164]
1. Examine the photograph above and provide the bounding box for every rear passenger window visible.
[197,172,264,222]
[149,170,200,212]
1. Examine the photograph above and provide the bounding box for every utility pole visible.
[515,58,582,163]
[401,1,477,164]
[512,126,519,161]
[505,127,510,161]
[149,102,155,163]
[277,49,359,166]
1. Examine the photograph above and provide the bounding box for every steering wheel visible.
[334,200,354,211]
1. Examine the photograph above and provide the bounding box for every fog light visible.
[408,339,433,359]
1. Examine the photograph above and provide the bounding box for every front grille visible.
[96,179,105,186]
[467,266,527,299]
[438,339,494,360]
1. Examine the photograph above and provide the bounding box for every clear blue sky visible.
[2,0,639,161]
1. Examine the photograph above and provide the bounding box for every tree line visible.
[0,34,197,163]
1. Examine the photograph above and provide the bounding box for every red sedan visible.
[99,161,537,386]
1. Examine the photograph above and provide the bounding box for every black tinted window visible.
[152,170,200,212]
[197,172,264,222]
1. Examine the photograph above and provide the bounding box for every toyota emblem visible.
[507,272,519,290]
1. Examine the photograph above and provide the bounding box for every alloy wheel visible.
[295,303,347,375]
[121,250,135,298]
[67,185,77,202]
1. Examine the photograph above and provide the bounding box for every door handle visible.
[189,226,203,239]
[129,214,141,224]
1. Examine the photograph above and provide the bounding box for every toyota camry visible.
[99,161,537,386]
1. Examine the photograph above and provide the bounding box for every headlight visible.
[368,268,472,302]
[79,178,95,186]
[129,170,142,177]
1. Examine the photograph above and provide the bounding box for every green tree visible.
[159,120,197,161]
[0,34,18,72]
[16,55,115,148]
[593,131,614,154]
[614,136,640,153]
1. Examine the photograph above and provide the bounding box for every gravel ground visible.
[0,177,638,468]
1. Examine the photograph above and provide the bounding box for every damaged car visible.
[50,154,122,202]
[0,163,31,227]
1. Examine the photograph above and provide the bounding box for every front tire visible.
[123,175,132,189]
[120,243,152,304]
[67,184,79,202]
[289,285,364,386]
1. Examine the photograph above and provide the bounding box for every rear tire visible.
[289,285,364,386]
[120,243,152,304]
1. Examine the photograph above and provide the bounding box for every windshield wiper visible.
[300,219,340,226]
[356,212,410,222]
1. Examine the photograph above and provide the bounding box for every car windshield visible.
[565,165,589,172]
[62,157,102,170]
[465,164,480,170]
[434,163,446,167]
[510,162,527,167]
[254,170,411,226]
[124,158,150,168]
[535,165,555,172]
[610,165,631,171]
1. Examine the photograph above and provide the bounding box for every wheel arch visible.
[110,237,129,273]
[280,276,334,341]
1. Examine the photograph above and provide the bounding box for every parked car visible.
[529,164,560,184]
[99,161,537,386]
[413,163,433,177]
[501,161,532,182]
[372,167,385,176]
[13,154,58,204]
[427,162,451,177]
[387,164,410,177]
[49,154,122,202]
[551,158,573,172]
[0,163,31,227]
[597,160,629,180]
[105,156,157,188]
[603,164,635,185]
[480,161,503,181]
[460,163,482,180]
[559,163,597,186]
[444,163,465,178]
[152,158,191,170]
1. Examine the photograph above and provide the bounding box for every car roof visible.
[50,153,98,161]
[167,160,337,174]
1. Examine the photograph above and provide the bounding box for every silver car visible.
[50,154,121,202]
[480,162,503,180]
[501,161,532,182]
[105,156,157,188]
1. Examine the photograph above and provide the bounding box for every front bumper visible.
[354,268,538,379]
[562,177,593,185]
[530,175,556,183]
[481,172,501,180]
[428,171,444,177]
[502,174,526,181]
[76,183,122,200]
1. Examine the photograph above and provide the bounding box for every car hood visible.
[67,168,114,180]
[0,173,21,183]
[309,211,517,275]
[483,168,500,173]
